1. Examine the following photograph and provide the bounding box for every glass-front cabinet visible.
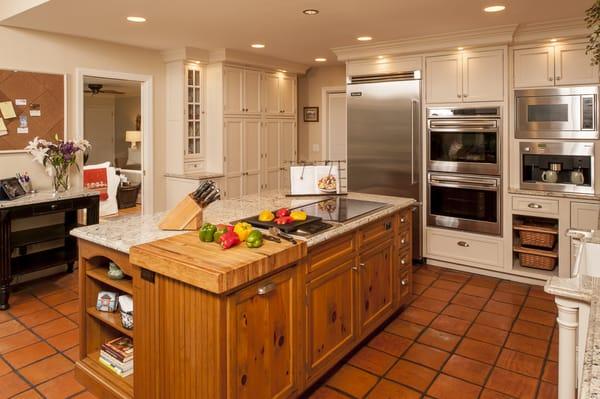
[185,64,204,169]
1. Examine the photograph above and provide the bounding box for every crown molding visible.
[333,24,518,61]
[208,48,309,74]
[161,47,209,63]
[513,17,589,44]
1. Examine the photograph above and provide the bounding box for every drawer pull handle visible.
[400,259,406,265]
[352,265,359,271]
[401,239,406,244]
[528,203,542,209]
[400,217,406,223]
[257,283,276,295]
[457,241,470,248]
[384,222,392,230]
[50,204,57,209]
[359,262,366,268]
[401,279,408,286]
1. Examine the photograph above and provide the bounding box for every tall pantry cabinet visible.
[222,66,297,198]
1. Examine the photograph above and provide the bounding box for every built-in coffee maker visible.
[520,142,595,195]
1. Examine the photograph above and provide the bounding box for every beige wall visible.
[114,96,141,168]
[297,65,346,161]
[0,26,166,210]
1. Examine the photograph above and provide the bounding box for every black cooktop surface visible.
[293,198,388,223]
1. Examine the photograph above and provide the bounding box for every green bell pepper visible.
[213,224,231,243]
[246,230,264,248]
[199,223,217,242]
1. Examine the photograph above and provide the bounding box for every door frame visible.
[320,86,346,161]
[75,68,154,214]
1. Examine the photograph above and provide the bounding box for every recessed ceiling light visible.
[278,69,287,73]
[484,5,506,12]
[315,57,327,62]
[357,36,373,42]
[377,55,385,59]
[303,9,319,15]
[251,43,265,49]
[550,38,558,42]
[457,47,464,51]
[126,16,146,23]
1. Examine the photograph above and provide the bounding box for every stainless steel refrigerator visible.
[347,71,422,261]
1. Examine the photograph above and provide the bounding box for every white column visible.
[556,298,579,399]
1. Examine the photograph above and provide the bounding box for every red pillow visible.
[83,168,109,201]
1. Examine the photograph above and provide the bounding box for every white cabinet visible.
[514,43,598,88]
[462,50,504,102]
[513,47,555,88]
[185,65,205,166]
[261,119,297,191]
[224,119,262,199]
[556,43,599,86]
[426,228,504,270]
[223,66,262,116]
[264,73,296,116]
[426,49,504,104]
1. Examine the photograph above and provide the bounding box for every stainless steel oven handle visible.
[429,120,497,128]
[429,174,499,187]
[429,180,498,191]
[411,99,420,185]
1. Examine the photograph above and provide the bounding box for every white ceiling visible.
[0,0,592,65]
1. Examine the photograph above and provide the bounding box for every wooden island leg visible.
[0,211,12,310]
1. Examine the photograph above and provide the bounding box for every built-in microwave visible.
[515,86,599,140]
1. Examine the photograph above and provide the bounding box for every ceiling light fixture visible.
[278,69,287,73]
[126,16,146,23]
[251,43,265,49]
[315,57,327,62]
[302,9,319,15]
[377,55,385,59]
[457,47,464,51]
[484,5,506,12]
[550,38,558,42]
[357,36,373,42]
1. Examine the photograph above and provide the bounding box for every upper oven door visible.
[428,119,500,176]
[516,87,599,139]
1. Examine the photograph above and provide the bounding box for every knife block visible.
[159,194,203,231]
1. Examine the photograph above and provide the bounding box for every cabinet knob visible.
[528,203,542,209]
[457,241,470,248]
[401,279,408,286]
[556,76,561,81]
[400,217,406,223]
[463,93,468,98]
[352,265,359,271]
[400,259,406,265]
[401,239,406,244]
[548,77,554,81]
[359,262,366,268]
[457,94,461,98]
[257,282,276,295]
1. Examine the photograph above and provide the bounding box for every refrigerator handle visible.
[411,99,420,185]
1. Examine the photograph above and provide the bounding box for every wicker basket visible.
[514,220,558,249]
[518,252,557,271]
[117,183,140,209]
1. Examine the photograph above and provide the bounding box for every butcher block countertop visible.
[129,232,307,294]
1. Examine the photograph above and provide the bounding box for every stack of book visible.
[99,336,133,377]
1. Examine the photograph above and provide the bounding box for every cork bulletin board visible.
[0,69,66,153]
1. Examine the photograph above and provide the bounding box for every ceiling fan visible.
[85,83,125,95]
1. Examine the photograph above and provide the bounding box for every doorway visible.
[76,68,153,216]
[321,87,347,161]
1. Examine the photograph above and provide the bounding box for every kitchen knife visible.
[201,189,220,207]
[198,183,215,203]
[191,180,213,201]
[263,234,281,243]
[268,227,297,245]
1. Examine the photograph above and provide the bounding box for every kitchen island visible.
[71,190,415,399]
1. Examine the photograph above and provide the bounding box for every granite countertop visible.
[545,275,600,397]
[509,188,600,201]
[0,188,99,209]
[71,190,416,253]
[164,172,224,180]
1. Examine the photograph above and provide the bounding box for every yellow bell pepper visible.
[290,210,307,221]
[233,222,253,241]
[258,210,275,222]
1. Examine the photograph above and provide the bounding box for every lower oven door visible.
[428,173,502,236]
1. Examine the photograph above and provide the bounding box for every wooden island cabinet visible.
[74,205,413,399]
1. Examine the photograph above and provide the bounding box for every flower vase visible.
[51,164,70,193]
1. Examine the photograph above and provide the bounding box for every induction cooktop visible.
[293,198,389,223]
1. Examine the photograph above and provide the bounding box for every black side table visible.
[0,190,100,310]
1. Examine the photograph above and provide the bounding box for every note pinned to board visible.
[0,101,16,119]
[0,118,6,136]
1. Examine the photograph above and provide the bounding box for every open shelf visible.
[512,258,559,279]
[86,268,133,295]
[87,307,133,338]
[79,351,133,391]
[11,247,75,275]
[11,224,76,248]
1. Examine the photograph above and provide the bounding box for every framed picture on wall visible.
[303,107,319,122]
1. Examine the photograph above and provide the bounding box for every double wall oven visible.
[427,107,502,236]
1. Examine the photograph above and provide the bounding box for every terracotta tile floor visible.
[310,265,559,399]
[0,264,559,398]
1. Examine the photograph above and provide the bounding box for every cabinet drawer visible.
[307,233,356,277]
[399,271,411,301]
[358,216,394,249]
[427,228,503,269]
[398,229,411,252]
[397,209,412,232]
[512,196,559,216]
[33,200,73,215]
[398,248,411,272]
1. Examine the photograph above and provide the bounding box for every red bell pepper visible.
[219,231,240,249]
[275,208,290,218]
[274,216,294,225]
